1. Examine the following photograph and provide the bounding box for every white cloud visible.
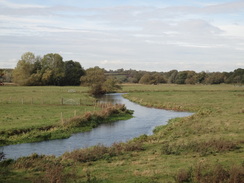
[0,0,46,9]
[218,24,244,38]
[0,0,243,72]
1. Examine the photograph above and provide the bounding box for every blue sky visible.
[0,0,244,72]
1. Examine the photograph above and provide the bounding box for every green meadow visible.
[0,86,93,130]
[0,84,244,182]
[0,86,132,145]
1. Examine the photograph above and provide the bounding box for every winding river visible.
[0,93,192,159]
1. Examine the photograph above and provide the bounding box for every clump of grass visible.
[161,139,239,156]
[175,162,244,183]
[62,141,144,163]
[33,164,67,183]
[63,104,133,128]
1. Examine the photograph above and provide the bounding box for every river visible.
[0,93,192,159]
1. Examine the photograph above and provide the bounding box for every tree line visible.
[1,52,243,87]
[12,52,85,86]
[106,68,244,85]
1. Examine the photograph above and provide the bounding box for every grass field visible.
[0,86,132,145]
[0,86,94,130]
[1,84,244,182]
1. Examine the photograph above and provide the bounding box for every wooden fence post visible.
[61,112,64,125]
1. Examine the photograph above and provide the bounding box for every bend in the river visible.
[0,93,192,159]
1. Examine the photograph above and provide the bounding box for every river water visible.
[0,93,192,159]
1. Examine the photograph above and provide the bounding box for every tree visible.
[80,67,106,95]
[80,67,121,96]
[204,72,225,84]
[185,71,197,84]
[175,71,188,84]
[41,53,65,85]
[102,77,121,93]
[13,52,36,85]
[139,73,153,84]
[63,60,85,85]
[167,70,178,83]
[232,68,244,84]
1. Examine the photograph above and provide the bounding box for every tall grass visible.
[0,103,133,145]
[175,162,244,183]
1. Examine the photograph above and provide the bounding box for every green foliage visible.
[13,52,35,85]
[106,68,244,85]
[102,77,122,93]
[12,52,84,86]
[139,73,166,84]
[80,67,121,96]
[63,60,85,85]
[11,52,244,86]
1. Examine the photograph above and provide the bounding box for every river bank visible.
[0,103,133,146]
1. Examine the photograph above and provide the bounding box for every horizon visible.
[1,0,244,72]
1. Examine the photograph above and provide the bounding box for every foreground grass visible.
[1,84,244,182]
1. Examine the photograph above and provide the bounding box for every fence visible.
[0,97,96,106]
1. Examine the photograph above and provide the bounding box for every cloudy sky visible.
[0,0,244,72]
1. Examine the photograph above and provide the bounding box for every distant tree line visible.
[2,52,244,87]
[106,68,244,85]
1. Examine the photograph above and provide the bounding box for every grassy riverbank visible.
[0,86,133,145]
[1,84,244,182]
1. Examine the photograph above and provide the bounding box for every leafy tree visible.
[196,71,207,83]
[185,71,197,84]
[204,72,225,84]
[167,70,178,83]
[80,67,106,95]
[175,71,188,84]
[139,73,153,84]
[152,73,167,84]
[102,77,122,93]
[232,68,244,83]
[80,67,121,96]
[63,60,85,85]
[41,53,65,85]
[13,52,36,85]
